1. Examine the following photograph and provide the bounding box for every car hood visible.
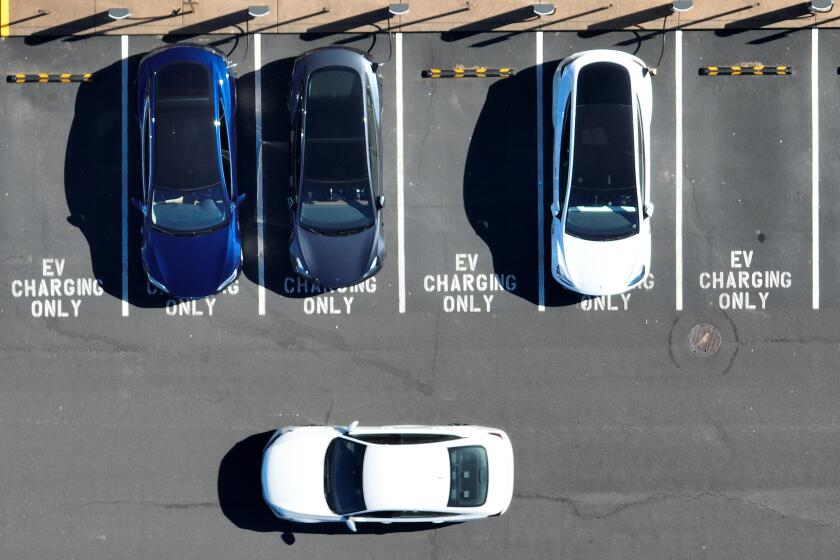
[297,224,377,288]
[262,431,335,518]
[559,231,648,296]
[146,225,236,298]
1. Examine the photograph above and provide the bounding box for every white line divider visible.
[675,30,683,311]
[536,31,545,312]
[255,33,266,316]
[396,32,406,314]
[812,28,820,310]
[121,35,129,317]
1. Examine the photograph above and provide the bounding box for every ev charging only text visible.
[147,280,239,316]
[283,277,376,315]
[10,258,103,317]
[698,250,791,310]
[423,253,516,313]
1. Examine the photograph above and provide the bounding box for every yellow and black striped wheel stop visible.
[700,65,792,76]
[6,73,94,83]
[422,67,515,79]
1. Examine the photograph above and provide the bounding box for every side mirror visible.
[287,196,296,210]
[345,420,359,434]
[344,517,357,532]
[131,197,147,216]
[234,193,247,206]
[375,194,386,209]
[550,201,560,219]
[644,203,654,218]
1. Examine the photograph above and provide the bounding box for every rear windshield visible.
[448,446,488,507]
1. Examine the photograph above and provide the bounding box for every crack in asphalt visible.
[514,491,836,527]
[70,500,217,511]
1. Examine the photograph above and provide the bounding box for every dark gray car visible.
[288,47,386,289]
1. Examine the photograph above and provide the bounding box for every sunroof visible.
[576,62,631,106]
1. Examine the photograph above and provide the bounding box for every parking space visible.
[818,30,840,309]
[682,31,812,320]
[401,33,537,315]
[2,28,840,560]
[257,34,400,318]
[0,37,123,330]
[541,30,676,316]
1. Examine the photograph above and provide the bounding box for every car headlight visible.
[216,267,239,291]
[628,266,646,287]
[555,264,570,283]
[147,273,169,294]
[294,257,313,279]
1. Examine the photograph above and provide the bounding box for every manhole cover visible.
[688,323,722,356]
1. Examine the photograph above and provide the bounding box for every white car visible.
[261,422,514,531]
[551,50,653,296]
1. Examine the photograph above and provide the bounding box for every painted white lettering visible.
[11,280,22,297]
[205,297,216,316]
[759,291,769,309]
[483,294,493,311]
[620,292,631,310]
[343,296,354,314]
[42,259,55,277]
[468,254,478,271]
[455,254,468,271]
[71,299,82,317]
[303,298,315,314]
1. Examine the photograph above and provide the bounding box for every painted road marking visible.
[812,28,820,310]
[0,0,9,38]
[255,33,266,316]
[536,31,545,312]
[121,35,129,317]
[675,30,683,311]
[397,32,406,314]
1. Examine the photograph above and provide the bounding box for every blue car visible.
[133,45,244,299]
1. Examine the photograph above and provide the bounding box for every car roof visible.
[361,444,451,511]
[153,62,219,190]
[571,62,636,190]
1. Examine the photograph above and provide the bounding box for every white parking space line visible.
[536,31,545,312]
[675,30,683,312]
[255,34,266,316]
[397,32,406,314]
[121,35,129,317]
[812,28,820,310]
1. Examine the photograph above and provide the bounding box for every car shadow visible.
[462,61,583,308]
[218,430,458,542]
[64,54,173,309]
[239,55,345,300]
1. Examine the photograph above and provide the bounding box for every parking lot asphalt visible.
[1,30,839,560]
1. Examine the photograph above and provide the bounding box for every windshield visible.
[324,437,367,515]
[566,102,639,241]
[300,67,374,234]
[151,184,228,233]
[448,446,488,507]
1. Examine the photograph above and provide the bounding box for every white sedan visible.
[261,423,514,531]
[551,50,653,296]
